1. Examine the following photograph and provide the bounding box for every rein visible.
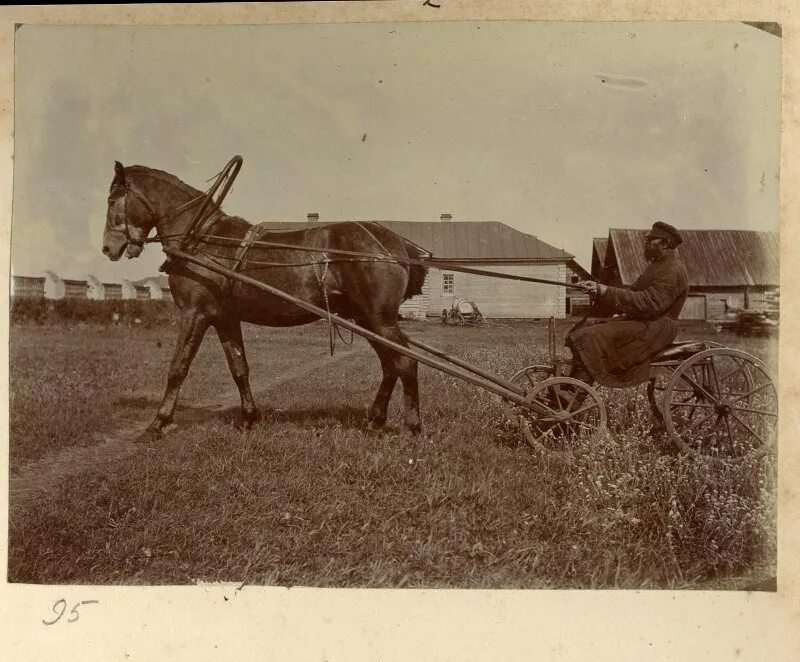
[116,154,589,294]
[192,233,592,292]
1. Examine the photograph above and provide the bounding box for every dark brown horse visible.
[102,161,427,439]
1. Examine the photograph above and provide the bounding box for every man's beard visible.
[644,246,664,261]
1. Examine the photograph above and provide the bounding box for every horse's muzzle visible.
[125,242,144,259]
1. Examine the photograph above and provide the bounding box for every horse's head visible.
[102,161,157,261]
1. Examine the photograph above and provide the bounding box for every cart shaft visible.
[164,247,532,407]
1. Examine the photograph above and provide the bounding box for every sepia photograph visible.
[7,15,782,598]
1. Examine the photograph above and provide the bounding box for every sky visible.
[10,21,781,282]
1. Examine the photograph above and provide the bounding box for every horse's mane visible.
[125,165,202,196]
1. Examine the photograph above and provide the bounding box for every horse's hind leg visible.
[215,316,257,429]
[361,318,421,435]
[142,309,210,441]
[364,339,399,430]
[398,355,421,435]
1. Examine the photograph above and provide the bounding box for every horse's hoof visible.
[135,428,163,444]
[237,418,256,432]
[366,419,387,433]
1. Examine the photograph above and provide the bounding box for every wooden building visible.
[376,219,579,319]
[595,229,779,320]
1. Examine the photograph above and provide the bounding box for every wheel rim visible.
[663,349,777,461]
[517,377,607,455]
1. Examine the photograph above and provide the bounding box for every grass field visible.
[8,319,777,588]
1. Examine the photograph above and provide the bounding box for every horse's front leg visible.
[141,309,210,441]
[215,316,258,429]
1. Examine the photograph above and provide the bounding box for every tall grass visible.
[8,321,777,587]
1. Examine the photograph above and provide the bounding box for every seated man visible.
[568,222,689,389]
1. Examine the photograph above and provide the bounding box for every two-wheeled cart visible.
[502,318,777,461]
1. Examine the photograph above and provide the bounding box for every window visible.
[571,274,580,283]
[442,273,454,295]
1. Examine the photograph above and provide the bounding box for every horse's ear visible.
[114,161,126,183]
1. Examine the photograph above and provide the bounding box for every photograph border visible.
[1,2,798,660]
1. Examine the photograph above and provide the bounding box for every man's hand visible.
[577,281,607,297]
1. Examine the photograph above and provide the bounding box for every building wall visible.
[564,263,590,316]
[63,280,88,299]
[104,284,123,300]
[399,278,430,320]
[12,276,45,298]
[427,263,566,319]
[673,288,776,320]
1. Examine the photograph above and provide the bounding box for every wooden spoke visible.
[530,397,559,417]
[679,373,717,403]
[684,409,718,432]
[730,381,773,404]
[709,356,723,396]
[671,402,714,409]
[732,406,777,418]
[717,360,748,386]
[552,386,566,412]
[571,401,600,417]
[566,387,580,412]
[728,411,766,446]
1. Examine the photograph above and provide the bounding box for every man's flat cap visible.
[645,221,683,246]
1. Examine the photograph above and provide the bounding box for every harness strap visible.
[183,210,224,254]
[225,222,270,294]
[232,223,267,271]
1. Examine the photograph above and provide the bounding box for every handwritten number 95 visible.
[42,599,99,626]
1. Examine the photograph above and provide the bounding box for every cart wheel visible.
[663,348,776,461]
[454,313,465,326]
[501,365,555,424]
[475,313,486,325]
[517,377,607,456]
[648,341,726,419]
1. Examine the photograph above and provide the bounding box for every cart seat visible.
[652,340,709,362]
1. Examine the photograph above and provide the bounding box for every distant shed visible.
[601,229,779,320]
[378,219,575,319]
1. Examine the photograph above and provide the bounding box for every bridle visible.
[106,181,207,250]
[106,156,243,253]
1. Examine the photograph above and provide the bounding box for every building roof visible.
[591,237,609,278]
[608,229,779,287]
[133,275,171,289]
[593,238,608,266]
[568,259,592,280]
[255,220,573,262]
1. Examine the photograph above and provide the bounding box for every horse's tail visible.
[402,240,428,301]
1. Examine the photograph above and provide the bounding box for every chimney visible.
[307,212,319,223]
[440,213,453,222]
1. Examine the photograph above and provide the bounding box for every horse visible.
[102,161,427,440]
